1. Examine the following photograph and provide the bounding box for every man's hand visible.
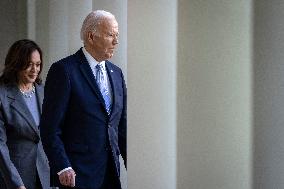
[59,169,76,187]
[17,186,26,189]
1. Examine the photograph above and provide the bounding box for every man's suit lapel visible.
[77,49,107,111]
[7,85,39,136]
[105,61,119,116]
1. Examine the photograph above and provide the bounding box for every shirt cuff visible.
[57,167,73,175]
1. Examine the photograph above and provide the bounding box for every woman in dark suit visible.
[0,39,50,189]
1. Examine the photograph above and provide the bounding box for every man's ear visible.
[87,32,94,45]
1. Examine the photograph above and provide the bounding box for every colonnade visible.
[1,1,284,189]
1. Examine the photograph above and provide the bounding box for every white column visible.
[27,0,36,40]
[34,0,49,79]
[34,0,68,79]
[35,0,92,79]
[0,0,27,71]
[48,0,69,65]
[68,0,92,54]
[128,1,177,188]
[254,1,284,188]
[177,1,253,189]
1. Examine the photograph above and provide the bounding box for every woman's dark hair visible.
[0,39,43,85]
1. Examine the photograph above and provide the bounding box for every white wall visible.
[253,1,284,188]
[128,0,177,188]
[177,1,253,188]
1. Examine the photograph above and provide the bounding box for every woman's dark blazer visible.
[0,83,50,189]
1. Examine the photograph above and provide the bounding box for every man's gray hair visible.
[80,10,115,43]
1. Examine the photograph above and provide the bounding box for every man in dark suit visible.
[40,10,126,189]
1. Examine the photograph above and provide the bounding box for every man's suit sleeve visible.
[40,62,72,173]
[0,99,24,188]
[118,70,127,168]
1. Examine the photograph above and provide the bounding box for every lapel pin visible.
[111,70,113,73]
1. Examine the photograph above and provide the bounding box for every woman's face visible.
[18,50,41,85]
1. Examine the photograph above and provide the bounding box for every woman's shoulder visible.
[35,82,44,96]
[0,83,15,102]
[35,82,44,88]
[0,83,13,93]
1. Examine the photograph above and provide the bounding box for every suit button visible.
[108,124,111,127]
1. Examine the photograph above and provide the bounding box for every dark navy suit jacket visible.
[40,48,127,188]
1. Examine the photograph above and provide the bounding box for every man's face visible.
[89,17,119,62]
